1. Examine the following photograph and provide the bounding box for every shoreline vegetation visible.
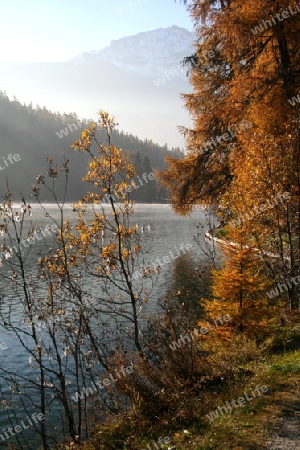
[54,216,300,450]
[2,0,300,448]
[58,334,300,450]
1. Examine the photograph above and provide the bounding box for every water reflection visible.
[0,204,212,449]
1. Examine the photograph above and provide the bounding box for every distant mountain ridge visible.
[73,26,194,77]
[0,26,194,148]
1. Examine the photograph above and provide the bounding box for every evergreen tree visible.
[131,152,144,202]
[142,154,156,202]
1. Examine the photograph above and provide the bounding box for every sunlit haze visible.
[0,0,192,63]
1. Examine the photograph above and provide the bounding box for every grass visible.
[58,326,300,450]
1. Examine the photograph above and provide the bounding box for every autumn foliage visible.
[162,0,300,329]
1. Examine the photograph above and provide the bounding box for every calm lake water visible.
[0,203,215,449]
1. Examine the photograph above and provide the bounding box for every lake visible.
[0,203,216,449]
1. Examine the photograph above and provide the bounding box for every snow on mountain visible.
[73,25,195,76]
[0,26,194,147]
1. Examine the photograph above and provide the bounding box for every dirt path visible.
[265,401,300,450]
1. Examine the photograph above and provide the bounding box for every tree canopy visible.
[163,0,300,313]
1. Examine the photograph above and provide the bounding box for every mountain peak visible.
[73,26,194,76]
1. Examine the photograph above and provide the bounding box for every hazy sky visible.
[0,0,192,62]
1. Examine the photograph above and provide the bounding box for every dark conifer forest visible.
[0,91,181,201]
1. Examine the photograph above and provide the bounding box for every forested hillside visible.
[0,92,181,201]
[1,1,300,449]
